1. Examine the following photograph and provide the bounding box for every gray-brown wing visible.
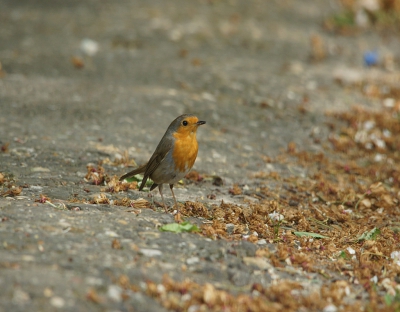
[139,134,174,190]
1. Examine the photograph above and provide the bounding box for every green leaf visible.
[293,231,328,239]
[332,11,355,27]
[125,174,142,183]
[125,175,153,187]
[160,221,200,233]
[384,293,393,306]
[356,227,381,241]
[339,251,349,260]
[384,290,400,306]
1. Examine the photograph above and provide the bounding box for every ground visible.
[1,0,400,311]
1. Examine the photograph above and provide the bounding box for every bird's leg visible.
[169,184,179,211]
[158,184,168,213]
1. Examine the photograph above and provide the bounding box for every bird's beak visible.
[196,120,206,126]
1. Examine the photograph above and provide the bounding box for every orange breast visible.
[172,132,199,172]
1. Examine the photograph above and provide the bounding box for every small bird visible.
[120,114,206,212]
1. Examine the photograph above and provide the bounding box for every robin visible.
[119,114,206,212]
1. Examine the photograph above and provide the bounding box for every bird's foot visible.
[174,211,182,223]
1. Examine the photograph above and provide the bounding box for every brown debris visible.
[89,193,110,205]
[180,201,210,218]
[113,197,150,208]
[1,142,9,153]
[35,194,50,203]
[103,175,138,193]
[309,34,326,62]
[85,164,107,185]
[229,183,242,195]
[1,186,22,197]
[85,288,102,303]
[69,102,400,310]
[111,238,122,250]
[185,170,203,182]
[103,272,368,312]
[71,56,84,69]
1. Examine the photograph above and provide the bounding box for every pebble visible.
[43,288,53,297]
[383,98,395,108]
[58,220,71,228]
[80,38,99,56]
[391,250,400,265]
[104,230,119,237]
[107,285,122,302]
[21,255,35,262]
[243,257,272,270]
[31,167,50,172]
[186,257,200,265]
[370,275,378,284]
[85,277,104,286]
[323,304,338,312]
[29,185,43,190]
[347,247,355,255]
[374,154,385,162]
[50,296,65,308]
[139,248,162,257]
[359,0,380,11]
[188,305,201,312]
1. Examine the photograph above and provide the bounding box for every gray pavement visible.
[0,0,396,311]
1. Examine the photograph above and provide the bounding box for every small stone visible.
[80,38,99,56]
[43,288,53,297]
[21,255,35,262]
[50,296,65,308]
[29,185,43,190]
[157,284,166,294]
[107,285,122,302]
[31,167,50,172]
[243,257,272,270]
[186,257,200,265]
[323,304,337,312]
[139,248,162,257]
[383,98,395,108]
[347,247,355,255]
[374,154,385,162]
[85,277,104,286]
[58,220,71,228]
[188,305,201,312]
[104,230,119,237]
[203,283,217,304]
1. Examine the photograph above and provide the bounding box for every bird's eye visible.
[182,120,188,126]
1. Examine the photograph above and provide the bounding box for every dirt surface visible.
[1,0,400,311]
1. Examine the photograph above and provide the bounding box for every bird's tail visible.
[119,163,147,181]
